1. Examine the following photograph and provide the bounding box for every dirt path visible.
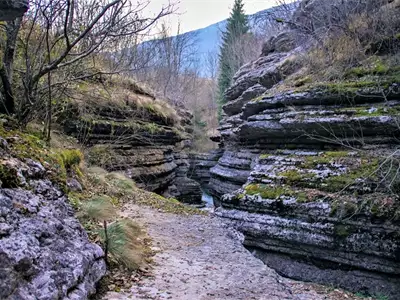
[103,205,367,300]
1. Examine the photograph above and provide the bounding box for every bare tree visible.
[0,0,173,126]
[130,24,219,151]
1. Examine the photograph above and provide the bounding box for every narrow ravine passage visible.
[103,203,368,300]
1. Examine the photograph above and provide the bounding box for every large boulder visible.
[0,177,106,300]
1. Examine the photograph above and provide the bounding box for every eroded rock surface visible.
[63,85,202,204]
[204,1,400,298]
[0,169,105,300]
[188,150,223,194]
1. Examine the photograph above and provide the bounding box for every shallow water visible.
[201,190,214,207]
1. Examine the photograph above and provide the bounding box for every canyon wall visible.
[63,81,203,204]
[200,0,400,298]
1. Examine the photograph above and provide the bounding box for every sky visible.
[145,0,287,34]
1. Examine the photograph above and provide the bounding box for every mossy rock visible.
[322,158,379,193]
[0,163,21,188]
[245,184,292,199]
[334,224,354,238]
[0,123,83,190]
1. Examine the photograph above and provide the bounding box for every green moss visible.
[334,224,351,237]
[323,158,379,193]
[81,116,166,135]
[251,93,274,102]
[303,155,333,168]
[303,151,351,169]
[237,193,245,199]
[345,60,400,79]
[324,151,350,158]
[0,163,21,188]
[354,105,400,117]
[252,95,265,102]
[293,76,312,87]
[279,169,303,184]
[318,81,377,94]
[0,124,68,189]
[259,154,272,159]
[245,184,294,199]
[296,192,309,203]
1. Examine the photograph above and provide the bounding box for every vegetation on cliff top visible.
[217,0,250,119]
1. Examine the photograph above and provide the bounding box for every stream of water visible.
[201,190,214,208]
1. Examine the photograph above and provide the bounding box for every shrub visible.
[59,149,84,170]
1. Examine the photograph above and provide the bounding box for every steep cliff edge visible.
[205,0,400,298]
[62,77,203,205]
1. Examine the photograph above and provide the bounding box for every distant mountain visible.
[137,2,298,77]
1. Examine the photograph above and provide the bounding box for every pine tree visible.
[217,0,249,120]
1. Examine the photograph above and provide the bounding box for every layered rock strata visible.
[209,1,400,298]
[164,151,203,204]
[63,83,202,204]
[188,150,223,194]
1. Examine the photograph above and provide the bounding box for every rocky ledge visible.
[63,80,202,204]
[204,0,400,298]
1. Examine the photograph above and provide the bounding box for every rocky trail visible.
[103,204,370,300]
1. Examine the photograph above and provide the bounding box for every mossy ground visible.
[0,120,84,190]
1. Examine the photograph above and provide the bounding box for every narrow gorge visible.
[1,0,400,299]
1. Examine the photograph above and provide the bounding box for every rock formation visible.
[196,0,400,298]
[63,80,203,205]
[0,0,28,21]
[0,132,106,300]
[188,150,223,195]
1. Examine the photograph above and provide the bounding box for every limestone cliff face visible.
[204,0,400,298]
[63,80,203,204]
[188,150,223,195]
[0,130,106,300]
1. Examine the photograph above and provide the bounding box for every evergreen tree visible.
[217,0,249,120]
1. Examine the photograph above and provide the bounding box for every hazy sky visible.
[145,0,286,34]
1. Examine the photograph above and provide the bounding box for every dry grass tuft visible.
[99,219,150,270]
[79,195,117,221]
[68,76,181,127]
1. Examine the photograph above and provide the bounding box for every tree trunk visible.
[0,18,22,115]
